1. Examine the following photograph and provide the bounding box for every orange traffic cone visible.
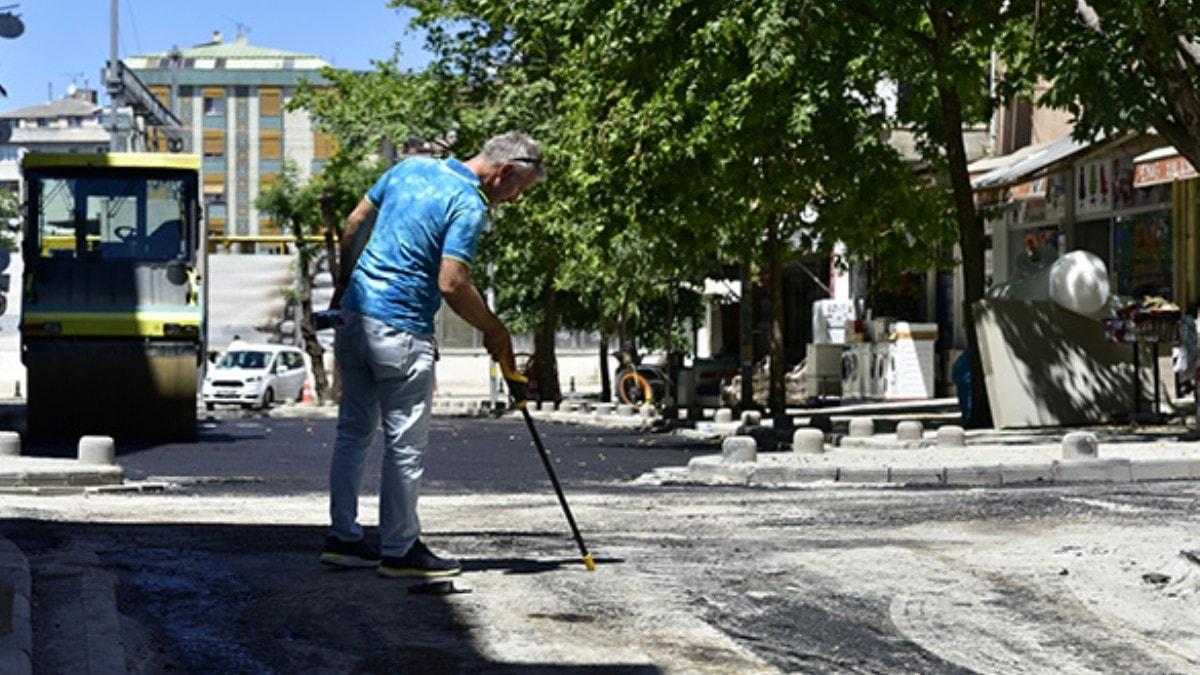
[302,373,316,404]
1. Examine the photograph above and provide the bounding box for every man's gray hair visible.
[482,131,546,181]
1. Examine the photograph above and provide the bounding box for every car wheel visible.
[260,387,274,410]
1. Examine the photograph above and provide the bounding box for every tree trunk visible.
[319,190,341,401]
[930,3,993,429]
[599,331,611,402]
[293,230,329,404]
[533,270,562,403]
[766,215,788,423]
[739,261,756,410]
[661,282,679,421]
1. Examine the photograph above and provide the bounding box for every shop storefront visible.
[1132,147,1200,311]
[1073,151,1173,300]
[974,134,1175,301]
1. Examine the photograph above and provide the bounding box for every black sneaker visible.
[378,539,462,578]
[320,535,381,568]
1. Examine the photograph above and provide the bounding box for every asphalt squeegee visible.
[501,362,597,572]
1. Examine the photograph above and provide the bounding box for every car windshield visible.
[35,173,192,261]
[217,350,269,370]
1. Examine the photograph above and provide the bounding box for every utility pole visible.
[108,0,120,152]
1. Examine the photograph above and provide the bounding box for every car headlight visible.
[245,376,261,383]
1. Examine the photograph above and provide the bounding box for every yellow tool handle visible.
[499,361,529,409]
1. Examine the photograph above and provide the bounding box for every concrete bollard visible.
[792,428,825,454]
[936,425,966,448]
[0,431,19,456]
[1062,431,1099,459]
[896,421,924,442]
[78,435,116,465]
[616,404,635,417]
[714,408,734,424]
[721,435,757,463]
[594,403,615,416]
[848,418,874,438]
[740,410,762,428]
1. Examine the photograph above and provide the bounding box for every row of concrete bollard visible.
[546,401,657,419]
[723,424,1103,463]
[712,408,761,426]
[846,418,967,448]
[0,431,117,465]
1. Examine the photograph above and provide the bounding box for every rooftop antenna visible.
[224,16,251,42]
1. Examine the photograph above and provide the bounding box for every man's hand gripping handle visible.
[500,361,529,409]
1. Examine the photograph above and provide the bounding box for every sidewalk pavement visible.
[403,394,1200,492]
[658,425,1200,489]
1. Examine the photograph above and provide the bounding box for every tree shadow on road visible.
[1,519,654,674]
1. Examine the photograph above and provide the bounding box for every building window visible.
[204,192,225,207]
[259,130,281,160]
[259,87,282,116]
[67,117,82,128]
[203,130,225,158]
[36,118,49,128]
[214,58,226,69]
[202,87,226,116]
[282,58,295,70]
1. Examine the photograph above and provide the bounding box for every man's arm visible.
[439,257,514,370]
[329,197,377,309]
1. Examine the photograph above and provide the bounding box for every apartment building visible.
[124,31,335,249]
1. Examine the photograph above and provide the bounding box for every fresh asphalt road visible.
[22,411,715,495]
[6,478,1200,673]
[9,407,1200,672]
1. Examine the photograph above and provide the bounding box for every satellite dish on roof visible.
[0,6,24,39]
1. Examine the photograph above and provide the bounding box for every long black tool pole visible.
[517,406,596,571]
[502,363,595,571]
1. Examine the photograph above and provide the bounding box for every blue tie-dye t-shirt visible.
[340,156,489,335]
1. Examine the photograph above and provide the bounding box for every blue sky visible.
[0,0,432,111]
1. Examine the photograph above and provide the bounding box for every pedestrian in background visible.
[320,132,545,577]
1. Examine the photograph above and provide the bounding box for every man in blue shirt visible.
[320,132,545,577]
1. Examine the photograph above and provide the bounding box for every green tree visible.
[1005,2,1200,171]
[559,1,957,419]
[0,189,18,251]
[254,159,331,401]
[828,0,1037,428]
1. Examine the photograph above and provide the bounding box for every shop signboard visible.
[1076,158,1114,216]
[1134,154,1197,187]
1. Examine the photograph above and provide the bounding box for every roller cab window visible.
[33,171,195,262]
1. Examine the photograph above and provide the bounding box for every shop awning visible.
[967,140,1046,178]
[972,134,1093,190]
[1133,146,1197,187]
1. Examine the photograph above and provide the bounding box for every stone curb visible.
[682,455,1200,488]
[506,410,661,431]
[0,536,32,675]
[0,466,124,490]
[36,547,126,674]
[0,481,173,496]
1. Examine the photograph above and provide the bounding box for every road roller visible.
[20,152,205,440]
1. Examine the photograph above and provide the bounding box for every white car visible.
[202,343,309,410]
